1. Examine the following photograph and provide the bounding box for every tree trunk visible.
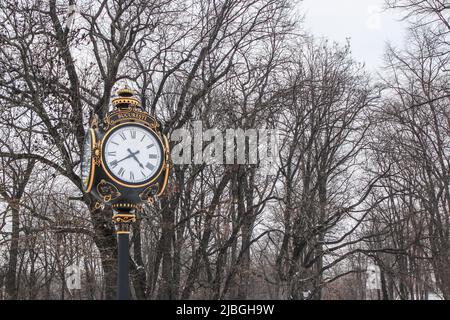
[237,167,255,300]
[5,206,19,300]
[90,202,117,300]
[131,219,147,299]
[157,200,175,299]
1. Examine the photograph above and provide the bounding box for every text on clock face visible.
[104,125,162,183]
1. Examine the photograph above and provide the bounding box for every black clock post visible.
[80,86,170,300]
[113,211,136,300]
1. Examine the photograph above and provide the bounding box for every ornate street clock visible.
[81,86,170,300]
[81,87,170,212]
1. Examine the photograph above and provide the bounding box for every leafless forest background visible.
[0,0,449,300]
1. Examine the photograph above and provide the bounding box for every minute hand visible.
[116,151,139,164]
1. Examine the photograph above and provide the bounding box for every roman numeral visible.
[108,151,116,156]
[146,163,155,171]
[129,171,135,181]
[119,132,126,140]
[111,141,119,146]
[130,130,136,139]
[110,160,118,168]
[140,134,145,142]
[140,170,146,177]
[148,154,157,159]
[118,167,125,177]
[146,143,154,149]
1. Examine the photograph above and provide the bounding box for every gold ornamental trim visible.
[112,203,141,209]
[150,119,160,130]
[103,114,112,131]
[139,186,157,205]
[94,201,103,210]
[93,142,101,166]
[102,108,156,131]
[84,128,96,193]
[100,122,166,188]
[116,87,135,96]
[90,114,99,129]
[96,179,122,203]
[112,213,136,224]
[156,134,171,197]
[111,97,141,107]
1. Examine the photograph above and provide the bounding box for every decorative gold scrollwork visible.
[93,143,101,166]
[139,183,159,204]
[150,120,159,130]
[103,115,112,131]
[94,201,103,210]
[112,213,136,233]
[90,114,99,129]
[97,179,121,203]
[112,214,136,224]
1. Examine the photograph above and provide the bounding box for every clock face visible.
[102,124,164,185]
[81,129,94,191]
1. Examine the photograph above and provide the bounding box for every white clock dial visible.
[81,129,93,191]
[103,124,163,184]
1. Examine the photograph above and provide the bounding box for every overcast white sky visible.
[298,0,407,71]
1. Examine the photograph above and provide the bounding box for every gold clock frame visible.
[100,122,167,188]
[83,128,96,193]
[156,135,170,197]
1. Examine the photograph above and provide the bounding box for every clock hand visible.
[127,148,145,169]
[116,150,140,164]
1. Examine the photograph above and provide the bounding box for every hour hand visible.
[127,148,144,169]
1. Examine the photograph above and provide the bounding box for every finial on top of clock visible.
[111,85,142,109]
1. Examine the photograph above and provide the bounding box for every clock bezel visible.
[100,122,165,188]
[81,128,96,193]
